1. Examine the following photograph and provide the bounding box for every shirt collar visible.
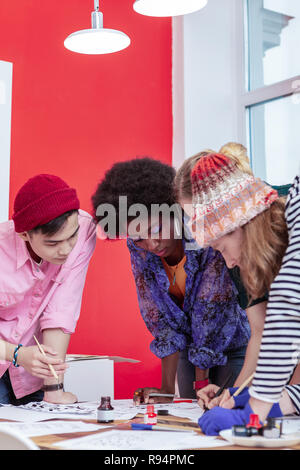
[15,233,31,270]
[14,231,65,282]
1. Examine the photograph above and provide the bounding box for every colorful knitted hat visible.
[13,174,80,232]
[190,153,278,247]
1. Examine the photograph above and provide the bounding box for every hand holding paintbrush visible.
[218,372,255,409]
[33,336,78,404]
[198,372,255,411]
[200,373,234,412]
[13,337,67,381]
[33,335,60,381]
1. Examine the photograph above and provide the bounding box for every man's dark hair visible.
[91,157,177,237]
[29,210,78,236]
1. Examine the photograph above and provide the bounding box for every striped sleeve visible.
[249,175,300,403]
[285,384,300,415]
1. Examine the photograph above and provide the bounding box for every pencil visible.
[33,335,59,381]
[232,372,255,397]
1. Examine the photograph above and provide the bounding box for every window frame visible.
[237,0,300,179]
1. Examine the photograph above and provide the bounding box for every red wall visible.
[0,0,173,398]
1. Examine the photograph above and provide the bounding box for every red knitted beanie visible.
[12,174,80,232]
[190,153,278,247]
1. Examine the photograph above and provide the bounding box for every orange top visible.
[161,255,187,305]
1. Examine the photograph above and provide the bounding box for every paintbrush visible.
[203,372,234,412]
[232,372,255,397]
[33,335,59,381]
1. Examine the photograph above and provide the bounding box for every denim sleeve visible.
[128,241,187,358]
[188,250,250,369]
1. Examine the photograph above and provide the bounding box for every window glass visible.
[247,0,300,90]
[249,95,300,184]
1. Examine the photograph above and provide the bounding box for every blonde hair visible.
[174,142,252,201]
[220,144,288,299]
[219,142,252,175]
[240,198,288,300]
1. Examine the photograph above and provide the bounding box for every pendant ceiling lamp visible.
[64,1,130,55]
[133,0,208,17]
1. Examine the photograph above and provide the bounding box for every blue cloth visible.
[228,387,284,417]
[199,402,256,436]
[0,370,44,405]
[198,401,283,436]
[128,237,250,369]
[228,386,251,408]
[177,345,247,397]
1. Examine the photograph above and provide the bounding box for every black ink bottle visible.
[97,396,114,423]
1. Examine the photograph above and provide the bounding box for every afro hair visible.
[91,157,177,237]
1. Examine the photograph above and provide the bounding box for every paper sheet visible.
[104,399,204,423]
[53,429,230,450]
[66,355,140,363]
[19,401,95,415]
[0,403,96,422]
[134,401,204,423]
[0,399,203,424]
[0,420,104,437]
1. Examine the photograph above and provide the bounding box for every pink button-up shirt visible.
[0,209,96,398]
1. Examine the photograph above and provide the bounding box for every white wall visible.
[0,60,13,222]
[172,0,245,169]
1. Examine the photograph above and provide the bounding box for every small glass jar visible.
[97,396,114,423]
[144,404,157,425]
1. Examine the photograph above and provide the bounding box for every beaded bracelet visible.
[12,344,23,367]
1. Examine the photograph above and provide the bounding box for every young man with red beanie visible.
[0,174,96,405]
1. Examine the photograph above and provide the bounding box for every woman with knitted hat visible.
[176,146,300,434]
[0,174,96,405]
[92,157,250,404]
[175,143,273,395]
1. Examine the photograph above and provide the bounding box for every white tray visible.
[219,429,300,449]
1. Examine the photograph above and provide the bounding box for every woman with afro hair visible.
[91,157,250,403]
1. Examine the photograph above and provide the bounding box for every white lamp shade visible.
[64,28,131,55]
[133,0,208,17]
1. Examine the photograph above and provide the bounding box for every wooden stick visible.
[33,335,59,381]
[232,372,255,397]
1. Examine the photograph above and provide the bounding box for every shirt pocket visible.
[0,292,25,321]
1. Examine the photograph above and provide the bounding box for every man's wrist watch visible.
[193,378,209,390]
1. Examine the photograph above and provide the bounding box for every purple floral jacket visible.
[127,238,250,369]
